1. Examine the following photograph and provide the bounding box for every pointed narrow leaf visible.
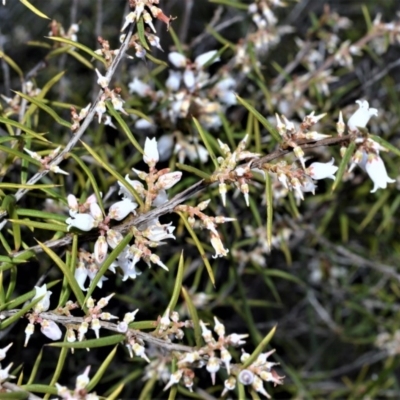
[181,287,202,347]
[50,334,124,348]
[84,230,134,302]
[167,252,185,312]
[242,325,277,369]
[137,18,150,51]
[332,141,355,192]
[177,212,215,286]
[192,117,219,168]
[236,95,281,143]
[87,346,118,391]
[20,0,50,19]
[36,241,85,308]
[15,91,71,128]
[81,141,144,207]
[46,36,107,65]
[106,102,144,154]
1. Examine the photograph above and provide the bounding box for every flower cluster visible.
[130,49,237,135]
[65,295,118,343]
[67,138,181,286]
[234,0,291,73]
[175,199,234,258]
[211,134,260,207]
[161,317,284,399]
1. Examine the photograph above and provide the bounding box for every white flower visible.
[66,213,96,231]
[156,171,182,190]
[152,189,168,207]
[347,100,378,131]
[168,52,187,68]
[365,154,395,193]
[106,229,124,249]
[108,198,138,221]
[157,134,174,161]
[0,343,12,362]
[194,50,220,69]
[76,366,91,390]
[143,222,176,242]
[307,158,338,180]
[40,320,62,341]
[75,261,88,291]
[210,233,229,258]
[33,284,52,313]
[166,70,182,91]
[95,68,109,88]
[94,236,108,265]
[135,118,156,131]
[118,176,145,200]
[143,137,159,167]
[128,78,152,97]
[183,69,196,90]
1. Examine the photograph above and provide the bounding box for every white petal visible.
[143,137,159,166]
[365,154,395,193]
[66,213,96,231]
[168,52,187,68]
[194,50,219,69]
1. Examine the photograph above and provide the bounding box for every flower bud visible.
[41,320,62,341]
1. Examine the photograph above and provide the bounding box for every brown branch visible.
[0,309,193,353]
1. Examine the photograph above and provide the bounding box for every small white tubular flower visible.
[307,158,338,180]
[108,198,138,221]
[143,223,176,242]
[95,68,109,88]
[0,343,13,361]
[152,189,168,207]
[41,320,62,341]
[183,69,196,90]
[194,50,220,69]
[76,366,91,391]
[90,202,103,222]
[128,77,152,97]
[0,362,14,384]
[166,70,182,91]
[135,118,155,131]
[66,213,96,232]
[168,52,187,68]
[75,261,88,291]
[33,284,52,313]
[158,134,174,161]
[106,229,124,249]
[365,154,395,193]
[156,171,182,190]
[211,233,229,258]
[67,194,79,215]
[118,177,145,200]
[347,100,378,131]
[143,137,159,167]
[94,236,108,265]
